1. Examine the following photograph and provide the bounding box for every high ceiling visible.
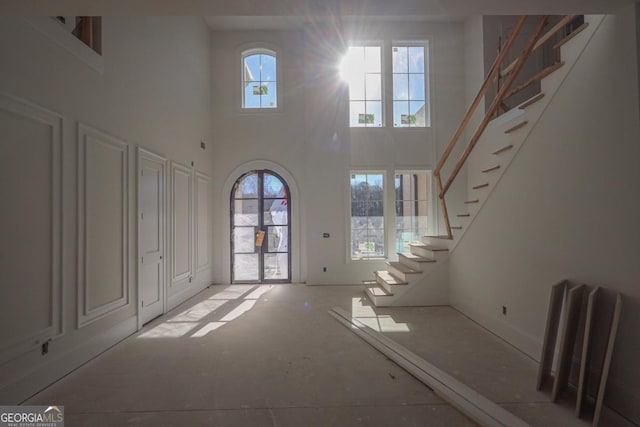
[0,0,633,29]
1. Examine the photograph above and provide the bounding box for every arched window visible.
[242,48,278,109]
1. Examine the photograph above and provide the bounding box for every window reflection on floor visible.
[351,297,410,332]
[138,285,274,339]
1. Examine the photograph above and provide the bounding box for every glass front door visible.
[231,170,291,283]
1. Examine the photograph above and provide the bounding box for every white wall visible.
[0,17,213,403]
[448,10,640,423]
[210,21,467,285]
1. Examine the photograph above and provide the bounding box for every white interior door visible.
[138,149,166,325]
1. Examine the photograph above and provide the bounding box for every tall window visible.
[350,172,385,260]
[395,171,430,253]
[392,45,428,127]
[341,46,383,127]
[242,49,277,109]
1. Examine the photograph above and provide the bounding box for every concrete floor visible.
[27,284,634,426]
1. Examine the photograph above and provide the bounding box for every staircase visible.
[364,15,604,307]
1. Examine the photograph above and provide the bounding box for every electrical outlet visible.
[502,305,507,315]
[323,267,327,272]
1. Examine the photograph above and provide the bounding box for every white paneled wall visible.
[77,124,130,327]
[195,171,210,274]
[0,17,213,404]
[0,93,63,365]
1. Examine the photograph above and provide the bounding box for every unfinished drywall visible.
[209,21,467,285]
[0,17,213,403]
[448,9,640,423]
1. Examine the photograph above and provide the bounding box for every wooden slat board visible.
[329,307,532,427]
[576,287,600,417]
[593,293,622,427]
[552,284,586,401]
[537,280,567,390]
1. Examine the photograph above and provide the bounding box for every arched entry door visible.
[231,170,291,283]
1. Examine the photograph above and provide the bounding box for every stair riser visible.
[410,246,448,261]
[376,275,394,294]
[364,286,393,306]
[387,265,422,282]
[398,256,424,271]
[421,236,453,248]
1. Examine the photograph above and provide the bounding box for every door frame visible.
[222,160,302,284]
[230,169,292,283]
[137,147,167,330]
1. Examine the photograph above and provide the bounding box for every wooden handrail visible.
[500,15,576,78]
[434,16,528,178]
[440,16,550,199]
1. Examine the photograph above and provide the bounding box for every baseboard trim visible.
[0,316,137,404]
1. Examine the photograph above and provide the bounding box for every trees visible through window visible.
[392,45,427,127]
[395,171,429,253]
[350,172,385,260]
[242,49,277,109]
[340,46,383,127]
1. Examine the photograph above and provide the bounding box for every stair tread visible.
[505,121,529,134]
[456,213,471,217]
[451,226,463,230]
[553,22,589,50]
[472,183,489,190]
[423,235,453,240]
[375,270,408,285]
[464,199,479,204]
[519,93,545,109]
[365,283,393,297]
[409,242,449,252]
[387,261,420,274]
[399,252,436,263]
[482,165,501,173]
[493,144,514,155]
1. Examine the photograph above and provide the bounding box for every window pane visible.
[266,226,288,252]
[261,54,276,81]
[393,74,409,101]
[365,73,382,101]
[364,46,381,73]
[234,173,258,198]
[244,55,260,83]
[233,199,259,226]
[409,74,425,101]
[349,75,366,100]
[392,46,408,73]
[234,254,259,281]
[233,227,256,253]
[263,199,289,225]
[365,101,383,127]
[349,101,366,127]
[244,84,261,108]
[393,101,409,127]
[261,81,277,108]
[263,253,288,280]
[408,47,425,73]
[263,173,287,198]
[410,101,426,127]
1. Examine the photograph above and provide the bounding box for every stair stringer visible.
[433,14,605,254]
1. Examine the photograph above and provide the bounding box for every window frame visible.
[393,169,435,254]
[347,169,388,262]
[239,44,283,113]
[391,41,431,128]
[343,42,385,128]
[342,40,432,129]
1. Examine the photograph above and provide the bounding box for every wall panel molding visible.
[195,170,210,274]
[170,161,193,288]
[77,123,129,328]
[0,93,63,364]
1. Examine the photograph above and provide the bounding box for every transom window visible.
[392,45,428,127]
[242,49,277,109]
[340,46,383,127]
